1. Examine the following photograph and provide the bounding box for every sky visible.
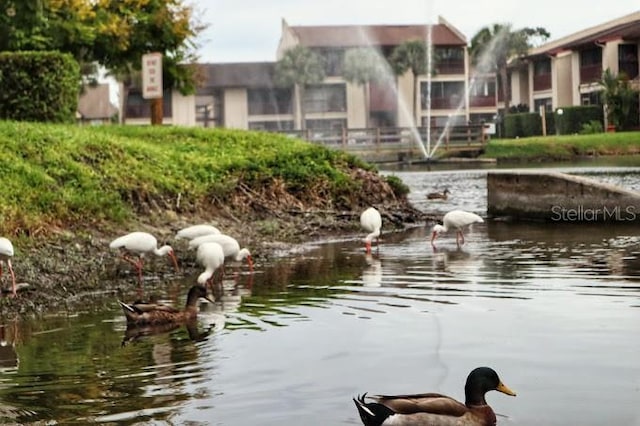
[193,0,639,63]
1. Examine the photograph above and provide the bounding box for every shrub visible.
[580,120,604,134]
[555,105,602,135]
[0,51,80,123]
[504,113,542,138]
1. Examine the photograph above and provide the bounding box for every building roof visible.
[78,84,118,120]
[200,62,279,88]
[527,10,640,57]
[289,23,466,48]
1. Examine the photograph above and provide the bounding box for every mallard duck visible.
[353,366,516,426]
[427,188,450,200]
[431,210,484,248]
[119,285,213,325]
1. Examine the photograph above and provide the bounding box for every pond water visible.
[1,161,640,426]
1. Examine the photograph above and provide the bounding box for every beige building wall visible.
[223,88,248,129]
[553,53,573,107]
[276,19,299,60]
[570,52,582,105]
[396,72,415,127]
[509,68,529,107]
[346,81,366,128]
[171,91,196,126]
[602,40,621,74]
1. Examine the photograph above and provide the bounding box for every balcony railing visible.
[533,73,552,91]
[248,102,293,115]
[469,96,496,107]
[435,61,465,75]
[580,64,602,84]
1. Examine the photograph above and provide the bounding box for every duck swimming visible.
[353,366,516,426]
[119,285,213,325]
[427,188,450,200]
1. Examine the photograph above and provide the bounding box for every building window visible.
[579,46,602,84]
[422,81,465,109]
[434,47,465,74]
[534,97,552,112]
[306,118,346,130]
[316,48,344,76]
[618,44,639,80]
[248,120,294,131]
[248,88,293,115]
[580,91,600,106]
[195,90,223,127]
[303,84,346,113]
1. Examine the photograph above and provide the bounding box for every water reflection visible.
[0,165,639,425]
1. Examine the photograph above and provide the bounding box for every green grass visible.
[0,121,377,235]
[483,131,640,160]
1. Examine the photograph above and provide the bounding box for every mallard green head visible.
[464,367,516,406]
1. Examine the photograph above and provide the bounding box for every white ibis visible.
[175,224,221,240]
[109,232,179,284]
[360,207,382,254]
[431,210,484,248]
[188,234,253,273]
[427,188,450,200]
[0,237,16,297]
[196,241,226,287]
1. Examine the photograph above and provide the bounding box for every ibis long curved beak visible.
[168,251,179,272]
[430,231,438,245]
[496,381,517,397]
[246,255,254,273]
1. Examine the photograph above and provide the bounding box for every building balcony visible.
[580,64,602,84]
[469,96,496,107]
[533,73,552,91]
[435,61,465,75]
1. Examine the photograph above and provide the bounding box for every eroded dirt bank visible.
[0,169,434,318]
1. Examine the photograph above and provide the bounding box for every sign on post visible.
[142,52,163,99]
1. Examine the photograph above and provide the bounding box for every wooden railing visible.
[278,125,487,152]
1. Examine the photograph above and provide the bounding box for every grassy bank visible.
[0,121,411,238]
[483,131,640,161]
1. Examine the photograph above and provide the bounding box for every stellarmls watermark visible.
[550,205,637,221]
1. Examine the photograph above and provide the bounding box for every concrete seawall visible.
[487,171,640,222]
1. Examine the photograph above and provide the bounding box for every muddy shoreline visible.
[1,203,433,319]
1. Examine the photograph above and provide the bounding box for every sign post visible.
[142,52,163,124]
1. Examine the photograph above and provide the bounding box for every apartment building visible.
[510,11,640,116]
[124,17,499,130]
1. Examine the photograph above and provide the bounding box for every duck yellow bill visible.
[497,381,516,396]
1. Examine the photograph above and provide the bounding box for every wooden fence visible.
[278,125,487,160]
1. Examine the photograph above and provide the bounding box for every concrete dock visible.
[487,171,640,222]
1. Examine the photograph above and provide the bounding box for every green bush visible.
[580,120,604,134]
[0,51,80,123]
[555,105,602,135]
[504,113,542,138]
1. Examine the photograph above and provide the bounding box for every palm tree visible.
[469,24,549,114]
[600,68,639,130]
[342,47,388,128]
[274,45,326,130]
[389,40,428,126]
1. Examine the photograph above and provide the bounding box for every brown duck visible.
[427,188,450,200]
[119,285,213,325]
[353,367,516,426]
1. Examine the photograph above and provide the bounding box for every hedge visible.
[0,51,80,123]
[555,105,603,135]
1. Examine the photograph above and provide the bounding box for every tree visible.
[0,0,205,125]
[470,24,549,114]
[389,40,429,126]
[600,68,639,130]
[92,0,205,125]
[274,46,326,130]
[342,48,389,128]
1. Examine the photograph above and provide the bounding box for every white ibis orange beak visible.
[168,251,179,272]
[246,255,254,273]
[430,231,438,246]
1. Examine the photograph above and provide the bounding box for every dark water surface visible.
[1,163,639,425]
